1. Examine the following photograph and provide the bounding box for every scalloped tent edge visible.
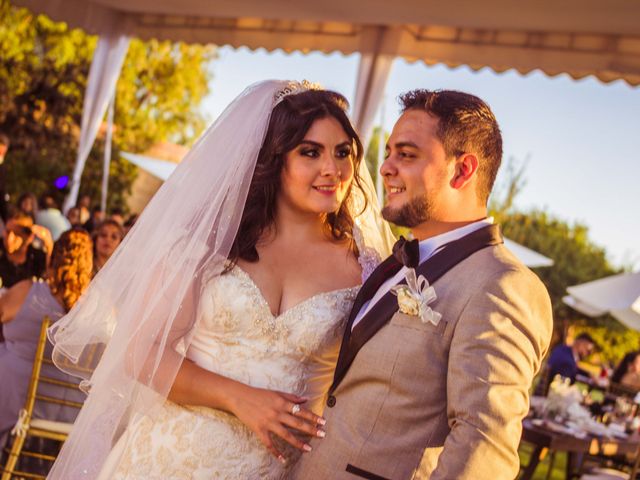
[12,0,640,209]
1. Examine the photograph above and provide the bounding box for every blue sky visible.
[201,46,640,269]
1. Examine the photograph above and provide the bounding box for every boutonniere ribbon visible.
[391,268,442,327]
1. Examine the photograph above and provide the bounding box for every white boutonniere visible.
[391,269,442,326]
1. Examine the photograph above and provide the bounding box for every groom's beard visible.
[382,194,435,228]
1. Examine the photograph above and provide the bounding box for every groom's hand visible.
[228,385,326,463]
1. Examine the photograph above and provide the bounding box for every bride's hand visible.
[228,384,326,462]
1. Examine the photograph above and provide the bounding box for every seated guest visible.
[66,207,83,227]
[123,214,138,235]
[17,192,38,221]
[0,132,10,222]
[76,194,91,225]
[0,210,47,288]
[82,206,105,234]
[611,351,640,391]
[35,194,70,241]
[92,219,124,276]
[545,333,597,387]
[109,208,125,226]
[0,228,92,446]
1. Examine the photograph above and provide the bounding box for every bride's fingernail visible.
[303,444,312,452]
[317,418,326,426]
[278,455,286,464]
[317,429,326,438]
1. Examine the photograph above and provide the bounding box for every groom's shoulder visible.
[455,242,549,296]
[450,244,553,343]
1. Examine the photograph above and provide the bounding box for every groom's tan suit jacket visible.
[291,225,553,480]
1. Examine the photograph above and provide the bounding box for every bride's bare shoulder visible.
[324,239,362,286]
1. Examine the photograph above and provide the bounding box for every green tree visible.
[490,159,636,363]
[0,1,216,210]
[489,156,528,223]
[499,209,639,363]
[364,126,388,187]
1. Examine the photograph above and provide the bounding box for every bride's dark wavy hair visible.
[227,88,366,268]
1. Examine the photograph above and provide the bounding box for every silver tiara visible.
[274,80,323,106]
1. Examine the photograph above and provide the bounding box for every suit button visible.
[327,395,336,408]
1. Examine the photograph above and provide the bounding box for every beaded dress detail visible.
[105,265,358,479]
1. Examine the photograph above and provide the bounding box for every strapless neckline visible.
[232,266,360,319]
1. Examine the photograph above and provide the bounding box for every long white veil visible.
[47,80,393,479]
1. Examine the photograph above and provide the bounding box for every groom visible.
[292,90,553,479]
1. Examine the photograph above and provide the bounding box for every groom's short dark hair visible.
[399,89,502,204]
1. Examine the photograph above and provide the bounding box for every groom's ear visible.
[451,153,479,190]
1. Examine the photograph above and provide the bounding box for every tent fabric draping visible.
[62,31,130,213]
[14,0,640,206]
[563,272,640,330]
[14,0,640,87]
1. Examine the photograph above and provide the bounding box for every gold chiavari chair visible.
[1,317,84,480]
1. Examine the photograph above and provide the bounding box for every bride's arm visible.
[168,356,326,461]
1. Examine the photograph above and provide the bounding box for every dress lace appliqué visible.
[353,222,383,282]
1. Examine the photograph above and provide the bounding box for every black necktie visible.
[392,236,420,269]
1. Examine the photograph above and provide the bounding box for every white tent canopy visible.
[15,0,640,86]
[563,272,640,330]
[14,0,640,206]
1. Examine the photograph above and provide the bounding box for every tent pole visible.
[101,95,115,214]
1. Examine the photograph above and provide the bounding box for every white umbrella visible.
[121,152,177,182]
[503,238,554,268]
[563,272,640,330]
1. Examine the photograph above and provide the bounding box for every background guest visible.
[92,219,124,276]
[543,333,597,389]
[76,194,91,225]
[30,223,54,265]
[611,351,640,391]
[0,228,92,446]
[35,194,70,241]
[109,208,125,226]
[123,214,138,235]
[17,192,38,221]
[82,206,104,234]
[65,207,83,227]
[0,132,10,223]
[0,210,47,288]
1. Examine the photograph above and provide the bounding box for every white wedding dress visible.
[102,265,359,479]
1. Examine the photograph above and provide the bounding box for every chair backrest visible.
[20,316,85,426]
[18,317,52,427]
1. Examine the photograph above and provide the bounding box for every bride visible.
[47,80,393,479]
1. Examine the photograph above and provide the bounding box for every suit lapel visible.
[332,254,403,389]
[330,224,503,393]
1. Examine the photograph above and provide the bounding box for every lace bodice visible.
[109,265,359,479]
[187,266,359,414]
